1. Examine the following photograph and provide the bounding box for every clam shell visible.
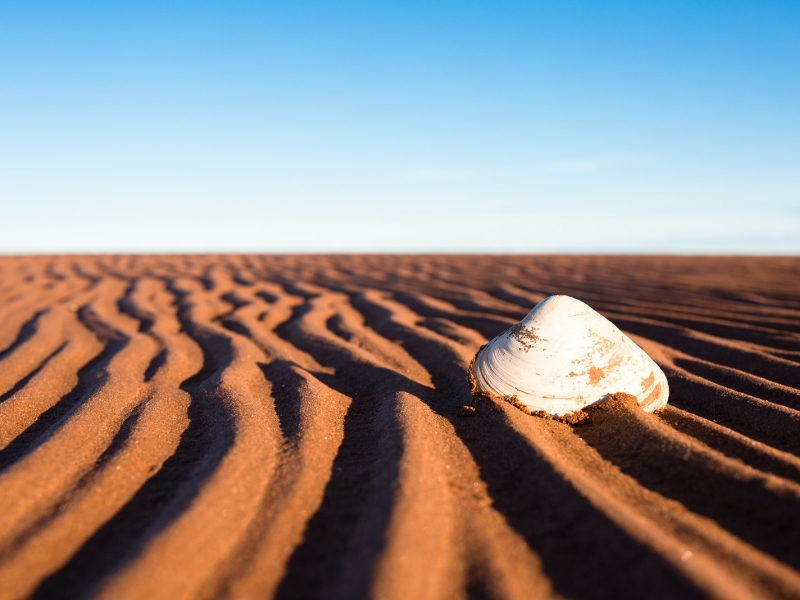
[472,295,668,416]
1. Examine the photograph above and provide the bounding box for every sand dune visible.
[0,254,798,600]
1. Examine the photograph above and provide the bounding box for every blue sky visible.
[1,1,798,253]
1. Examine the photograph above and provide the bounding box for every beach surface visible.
[0,254,799,600]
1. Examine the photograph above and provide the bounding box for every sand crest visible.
[0,254,798,600]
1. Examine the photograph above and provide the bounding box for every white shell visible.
[473,295,668,415]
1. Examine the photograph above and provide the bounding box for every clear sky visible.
[1,1,798,253]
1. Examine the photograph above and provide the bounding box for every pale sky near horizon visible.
[1,1,798,253]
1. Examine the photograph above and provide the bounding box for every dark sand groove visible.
[0,255,799,600]
[662,363,800,455]
[273,292,411,599]
[658,406,800,485]
[672,356,800,411]
[577,394,800,570]
[0,342,67,406]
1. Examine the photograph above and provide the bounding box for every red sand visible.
[0,254,798,600]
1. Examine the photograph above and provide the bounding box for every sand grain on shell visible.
[0,255,799,600]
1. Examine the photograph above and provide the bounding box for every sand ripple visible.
[0,255,798,599]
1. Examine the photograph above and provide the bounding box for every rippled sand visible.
[0,254,798,600]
